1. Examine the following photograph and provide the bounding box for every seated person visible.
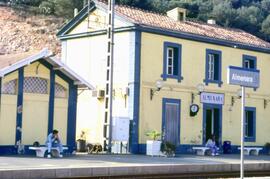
[46,129,63,158]
[205,135,219,156]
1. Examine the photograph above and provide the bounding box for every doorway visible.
[162,98,180,146]
[203,104,222,146]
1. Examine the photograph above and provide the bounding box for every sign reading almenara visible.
[200,92,225,105]
[227,66,260,88]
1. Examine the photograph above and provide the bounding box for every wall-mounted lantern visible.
[196,83,205,94]
[150,80,164,100]
[264,99,270,109]
[191,83,205,104]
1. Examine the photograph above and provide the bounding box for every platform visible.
[0,154,270,178]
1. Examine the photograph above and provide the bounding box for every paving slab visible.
[0,154,269,178]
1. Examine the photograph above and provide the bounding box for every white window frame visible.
[167,47,174,75]
[244,60,251,69]
[208,54,215,80]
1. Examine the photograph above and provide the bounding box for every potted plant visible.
[76,130,87,152]
[145,130,162,156]
[264,143,270,155]
[161,141,176,157]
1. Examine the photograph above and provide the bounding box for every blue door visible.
[162,99,180,146]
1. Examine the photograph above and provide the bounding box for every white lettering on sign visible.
[227,66,260,88]
[232,74,253,83]
[200,92,225,105]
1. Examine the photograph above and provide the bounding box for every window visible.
[245,107,256,142]
[243,55,257,70]
[2,80,17,95]
[161,42,183,82]
[167,47,174,75]
[204,49,222,86]
[55,83,67,98]
[23,77,48,94]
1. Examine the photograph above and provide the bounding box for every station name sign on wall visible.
[227,66,260,88]
[200,92,225,105]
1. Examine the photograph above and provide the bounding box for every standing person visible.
[46,129,63,158]
[206,135,219,156]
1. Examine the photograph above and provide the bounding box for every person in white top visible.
[205,135,219,156]
[45,129,63,158]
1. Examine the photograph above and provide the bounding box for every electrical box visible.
[92,90,105,99]
[112,117,130,141]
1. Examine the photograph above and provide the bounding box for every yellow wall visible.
[139,32,270,146]
[64,31,133,144]
[53,75,69,145]
[0,62,70,146]
[22,63,50,145]
[0,72,18,145]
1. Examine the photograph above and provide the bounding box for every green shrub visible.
[145,130,161,141]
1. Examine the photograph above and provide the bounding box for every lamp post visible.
[240,86,245,179]
[103,0,115,153]
[228,66,260,179]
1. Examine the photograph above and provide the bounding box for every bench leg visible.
[251,150,259,156]
[197,150,205,156]
[36,150,46,158]
[52,149,60,157]
[244,150,250,155]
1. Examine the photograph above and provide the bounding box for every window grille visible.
[23,77,48,94]
[2,80,17,95]
[55,83,67,98]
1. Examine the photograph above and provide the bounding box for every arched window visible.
[23,77,48,94]
[55,83,67,98]
[2,79,17,95]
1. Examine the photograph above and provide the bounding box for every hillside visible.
[0,6,65,56]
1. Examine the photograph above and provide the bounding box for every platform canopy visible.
[0,49,94,89]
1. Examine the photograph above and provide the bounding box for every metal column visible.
[240,86,245,179]
[103,0,115,152]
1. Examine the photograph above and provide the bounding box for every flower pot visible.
[76,139,86,152]
[146,140,161,156]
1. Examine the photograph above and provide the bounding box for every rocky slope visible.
[0,5,65,56]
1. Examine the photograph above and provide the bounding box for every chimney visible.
[167,7,187,22]
[207,19,216,25]
[74,8,78,17]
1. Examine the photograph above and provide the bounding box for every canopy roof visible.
[0,49,94,89]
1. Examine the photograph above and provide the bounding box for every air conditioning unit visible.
[92,90,105,99]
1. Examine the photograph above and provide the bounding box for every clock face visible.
[190,104,199,113]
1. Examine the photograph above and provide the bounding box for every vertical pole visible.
[241,86,245,179]
[103,0,115,153]
[0,78,2,127]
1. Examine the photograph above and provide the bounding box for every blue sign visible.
[227,66,260,88]
[200,92,225,105]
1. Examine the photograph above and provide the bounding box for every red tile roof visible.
[97,1,270,50]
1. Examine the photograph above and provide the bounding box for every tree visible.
[261,15,270,40]
[211,1,238,27]
[235,6,264,34]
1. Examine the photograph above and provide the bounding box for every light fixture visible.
[264,99,270,109]
[196,83,205,94]
[150,80,164,100]
[191,93,195,103]
[237,89,242,98]
[231,96,235,106]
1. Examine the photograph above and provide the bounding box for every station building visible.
[57,1,270,154]
[0,49,93,154]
